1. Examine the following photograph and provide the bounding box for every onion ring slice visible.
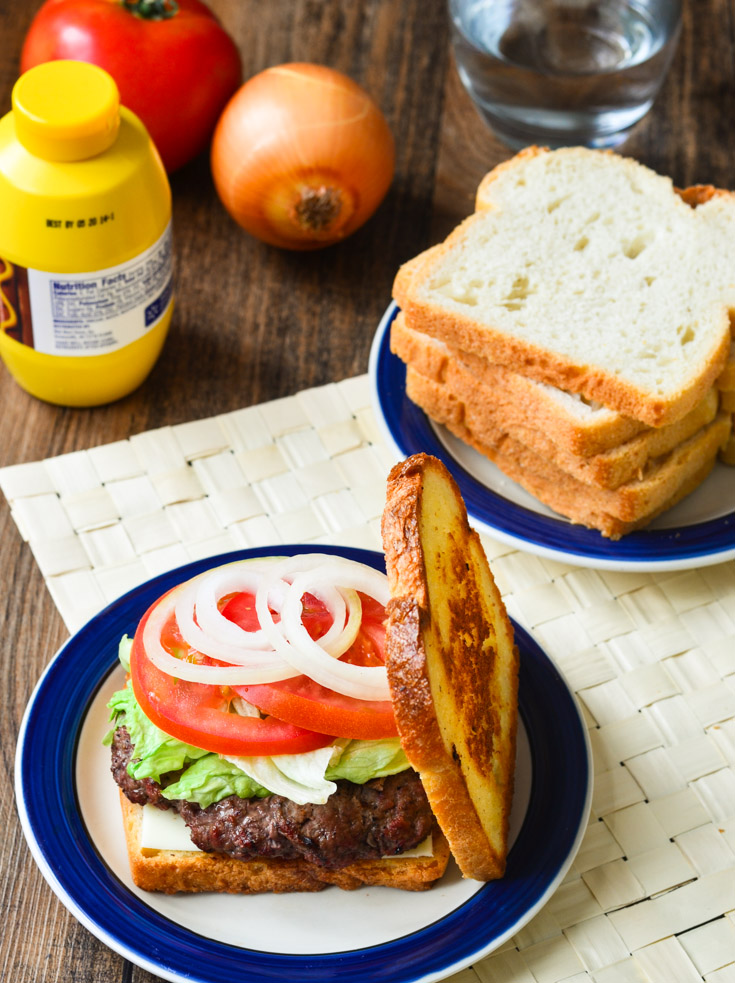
[144,585,298,685]
[255,555,390,701]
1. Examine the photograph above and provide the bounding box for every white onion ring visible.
[192,566,286,648]
[176,563,359,663]
[174,575,290,665]
[324,588,362,658]
[173,580,275,666]
[141,555,390,699]
[143,584,297,685]
[255,556,390,701]
[279,576,362,660]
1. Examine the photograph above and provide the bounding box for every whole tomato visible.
[20,0,242,173]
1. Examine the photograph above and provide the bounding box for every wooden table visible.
[1,1,733,980]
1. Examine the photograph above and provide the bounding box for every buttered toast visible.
[382,454,519,880]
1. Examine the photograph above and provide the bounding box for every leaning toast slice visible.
[382,454,519,880]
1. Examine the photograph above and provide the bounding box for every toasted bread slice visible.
[381,454,519,880]
[120,793,451,894]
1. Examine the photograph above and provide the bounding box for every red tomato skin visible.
[228,592,398,740]
[130,595,334,757]
[235,678,398,741]
[221,590,333,641]
[20,0,242,172]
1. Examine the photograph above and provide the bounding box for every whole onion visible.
[211,62,395,249]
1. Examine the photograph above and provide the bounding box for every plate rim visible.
[15,545,592,983]
[369,301,735,572]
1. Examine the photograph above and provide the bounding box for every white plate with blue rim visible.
[369,302,735,572]
[16,545,591,983]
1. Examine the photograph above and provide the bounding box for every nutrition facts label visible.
[21,223,173,356]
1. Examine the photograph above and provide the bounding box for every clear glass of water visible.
[448,0,682,149]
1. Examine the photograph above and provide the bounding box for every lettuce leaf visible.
[106,683,209,783]
[118,635,133,673]
[106,682,409,807]
[326,738,409,784]
[161,756,270,807]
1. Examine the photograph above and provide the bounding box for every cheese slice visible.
[141,805,202,852]
[140,805,434,858]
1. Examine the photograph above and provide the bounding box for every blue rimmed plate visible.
[370,302,735,571]
[16,545,590,983]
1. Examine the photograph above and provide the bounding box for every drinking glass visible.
[448,0,682,149]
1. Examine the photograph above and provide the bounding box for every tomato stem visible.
[122,0,179,19]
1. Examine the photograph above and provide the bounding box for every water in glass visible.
[450,0,682,148]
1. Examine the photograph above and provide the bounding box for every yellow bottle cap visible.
[12,60,120,162]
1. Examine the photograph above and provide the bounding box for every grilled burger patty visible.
[111,726,434,869]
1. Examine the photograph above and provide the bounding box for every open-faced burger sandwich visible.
[106,454,519,893]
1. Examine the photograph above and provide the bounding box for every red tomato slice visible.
[230,592,398,740]
[130,596,333,757]
[220,590,333,640]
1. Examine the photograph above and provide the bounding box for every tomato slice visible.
[231,592,398,740]
[221,589,333,640]
[130,597,333,757]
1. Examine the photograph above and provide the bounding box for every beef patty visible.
[111,725,434,869]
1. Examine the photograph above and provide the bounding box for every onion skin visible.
[210,63,395,250]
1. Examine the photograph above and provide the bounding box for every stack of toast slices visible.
[391,147,735,539]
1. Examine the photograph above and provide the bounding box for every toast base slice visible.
[382,455,519,881]
[120,793,451,894]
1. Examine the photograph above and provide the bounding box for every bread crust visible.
[717,342,735,392]
[120,793,451,894]
[394,314,719,487]
[405,369,730,536]
[382,455,519,880]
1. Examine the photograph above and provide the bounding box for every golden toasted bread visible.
[120,793,451,894]
[381,454,519,880]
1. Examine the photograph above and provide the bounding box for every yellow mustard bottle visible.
[0,60,173,406]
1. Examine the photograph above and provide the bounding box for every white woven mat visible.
[3,374,735,983]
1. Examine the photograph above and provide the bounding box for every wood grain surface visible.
[0,0,733,979]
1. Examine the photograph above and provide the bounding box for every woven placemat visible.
[3,374,735,983]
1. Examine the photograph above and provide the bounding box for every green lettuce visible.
[118,634,133,673]
[105,683,209,783]
[326,738,409,783]
[161,756,270,807]
[106,682,409,808]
